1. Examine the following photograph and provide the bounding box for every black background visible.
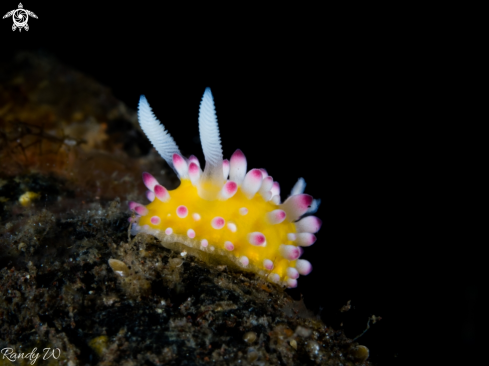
[1,2,481,365]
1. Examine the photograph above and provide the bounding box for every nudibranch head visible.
[130,88,321,288]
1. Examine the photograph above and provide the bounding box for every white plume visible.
[138,95,181,171]
[198,88,223,167]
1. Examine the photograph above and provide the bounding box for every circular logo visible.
[12,9,28,27]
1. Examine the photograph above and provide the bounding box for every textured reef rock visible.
[0,52,370,365]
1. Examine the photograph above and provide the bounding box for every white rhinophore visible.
[198,87,224,199]
[138,95,181,172]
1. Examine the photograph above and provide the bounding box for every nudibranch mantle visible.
[129,88,321,288]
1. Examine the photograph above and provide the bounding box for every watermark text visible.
[1,348,61,365]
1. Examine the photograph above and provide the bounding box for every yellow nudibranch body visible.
[129,88,321,288]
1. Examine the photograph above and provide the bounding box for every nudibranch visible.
[129,88,321,288]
